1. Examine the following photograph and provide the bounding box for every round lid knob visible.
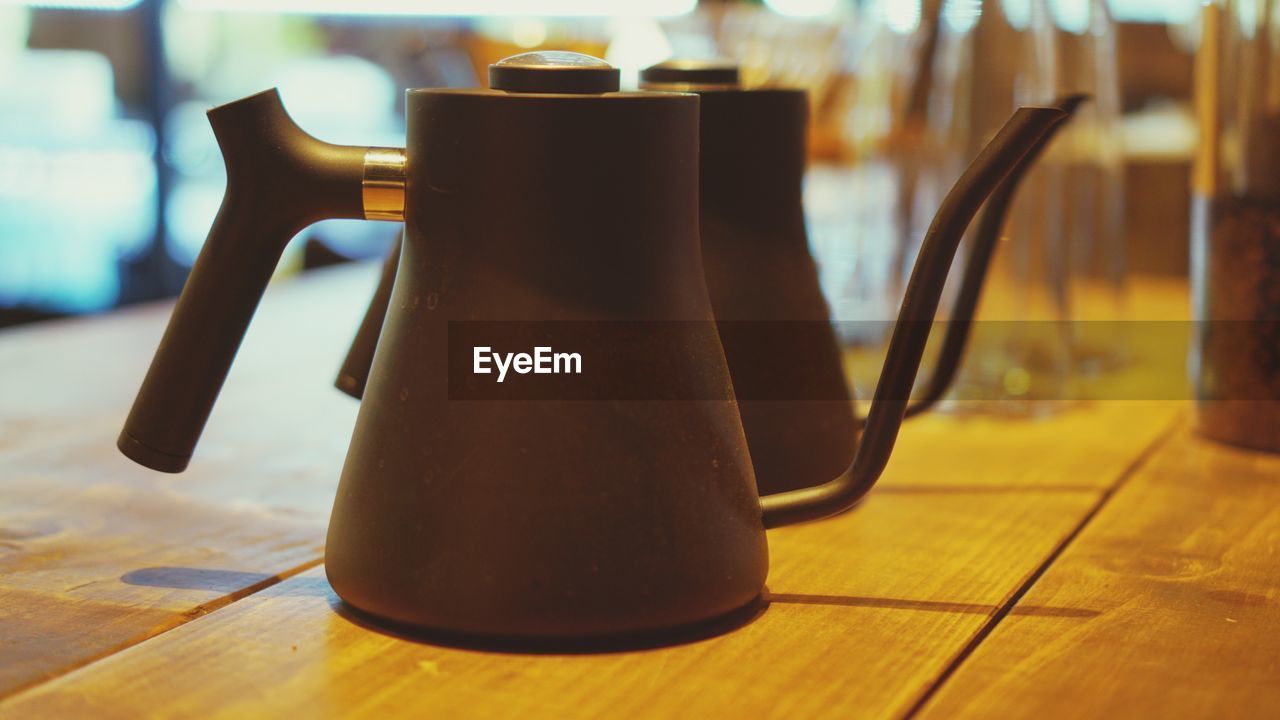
[489,51,621,94]
[640,59,741,88]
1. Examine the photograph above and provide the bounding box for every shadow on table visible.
[121,566,1098,653]
[120,565,767,654]
[122,566,299,593]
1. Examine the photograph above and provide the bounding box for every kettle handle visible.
[118,89,403,472]
[886,94,1090,421]
[334,237,400,398]
[332,235,396,394]
[761,105,1068,527]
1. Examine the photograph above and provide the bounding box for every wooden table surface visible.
[0,264,1276,719]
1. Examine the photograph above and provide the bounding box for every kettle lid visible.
[640,59,740,89]
[490,51,621,94]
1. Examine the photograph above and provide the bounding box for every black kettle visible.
[118,52,1065,640]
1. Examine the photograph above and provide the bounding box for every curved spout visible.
[761,106,1067,528]
[870,94,1090,423]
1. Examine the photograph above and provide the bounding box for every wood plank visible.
[916,420,1280,719]
[879,401,1180,491]
[0,488,1111,720]
[0,265,379,696]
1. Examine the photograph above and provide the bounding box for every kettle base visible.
[332,591,768,653]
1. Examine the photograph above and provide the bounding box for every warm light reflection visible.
[605,16,672,89]
[511,18,548,48]
[176,0,696,17]
[879,0,921,34]
[1048,0,1090,34]
[1109,0,1198,24]
[944,0,982,33]
[764,0,840,17]
[0,0,139,8]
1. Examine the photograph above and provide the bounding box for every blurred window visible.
[1106,0,1197,24]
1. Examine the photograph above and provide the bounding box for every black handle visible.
[118,89,374,472]
[761,106,1068,527]
[335,237,401,398]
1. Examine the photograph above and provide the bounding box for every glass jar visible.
[927,0,1070,414]
[1191,0,1280,452]
[1053,0,1128,378]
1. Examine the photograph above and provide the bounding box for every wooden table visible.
[1,265,1276,719]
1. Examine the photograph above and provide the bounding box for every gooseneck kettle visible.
[638,60,857,496]
[118,52,1064,640]
[335,61,1082,497]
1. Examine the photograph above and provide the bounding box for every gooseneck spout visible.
[892,93,1090,421]
[118,89,404,473]
[761,106,1068,528]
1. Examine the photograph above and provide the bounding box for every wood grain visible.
[0,489,1111,720]
[0,269,1192,714]
[0,265,379,696]
[878,401,1180,491]
[916,421,1280,719]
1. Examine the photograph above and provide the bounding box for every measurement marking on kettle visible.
[473,347,582,383]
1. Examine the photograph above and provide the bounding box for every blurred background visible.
[0,0,1197,333]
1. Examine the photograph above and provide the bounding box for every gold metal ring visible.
[363,147,406,221]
